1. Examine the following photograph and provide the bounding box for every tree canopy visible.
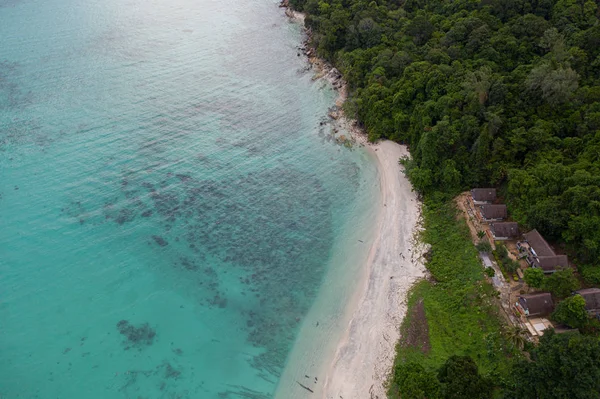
[504,330,600,399]
[291,0,600,269]
[438,356,493,399]
[552,294,589,329]
[542,268,580,299]
[290,0,600,396]
[391,356,493,399]
[392,362,442,399]
[523,267,544,288]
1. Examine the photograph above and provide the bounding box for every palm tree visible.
[504,325,527,350]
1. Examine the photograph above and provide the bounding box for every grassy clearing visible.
[390,201,518,396]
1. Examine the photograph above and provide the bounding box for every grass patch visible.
[389,201,518,397]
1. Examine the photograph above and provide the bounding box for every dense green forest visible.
[287,0,600,396]
[290,0,600,275]
[393,329,600,398]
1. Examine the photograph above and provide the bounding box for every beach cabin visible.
[471,188,497,204]
[575,288,600,316]
[490,222,519,240]
[478,204,507,223]
[518,229,568,273]
[515,293,554,317]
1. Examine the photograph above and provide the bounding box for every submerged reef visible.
[117,360,186,397]
[116,320,156,349]
[63,144,335,379]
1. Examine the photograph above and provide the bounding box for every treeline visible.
[290,0,600,271]
[392,330,600,399]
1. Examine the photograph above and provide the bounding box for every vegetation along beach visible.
[3,0,600,398]
[284,0,600,397]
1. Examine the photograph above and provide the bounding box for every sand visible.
[321,140,427,399]
[274,7,427,398]
[274,138,427,399]
[312,37,427,399]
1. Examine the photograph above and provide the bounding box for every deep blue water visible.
[0,0,378,397]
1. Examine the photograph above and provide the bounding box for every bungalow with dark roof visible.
[515,293,554,317]
[518,229,568,273]
[471,188,497,204]
[477,204,507,222]
[490,222,519,240]
[575,288,600,316]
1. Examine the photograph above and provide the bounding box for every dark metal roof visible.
[576,288,600,311]
[519,293,554,316]
[480,204,507,219]
[523,229,568,272]
[471,188,496,202]
[491,222,519,238]
[537,255,568,271]
[523,229,555,257]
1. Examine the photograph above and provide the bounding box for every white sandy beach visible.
[274,137,427,399]
[321,140,426,398]
[274,8,427,398]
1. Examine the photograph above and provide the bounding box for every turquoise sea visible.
[0,0,379,397]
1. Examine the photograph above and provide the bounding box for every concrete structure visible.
[526,318,553,336]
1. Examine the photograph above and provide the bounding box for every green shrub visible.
[552,295,589,329]
[495,243,509,261]
[476,241,492,253]
[438,356,493,399]
[580,264,600,285]
[580,318,600,336]
[524,268,545,289]
[506,260,520,274]
[542,269,580,299]
[390,202,516,395]
[392,362,441,399]
[485,267,495,277]
[493,244,519,276]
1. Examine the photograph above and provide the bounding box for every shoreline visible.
[278,5,427,398]
[323,141,425,399]
[321,140,426,398]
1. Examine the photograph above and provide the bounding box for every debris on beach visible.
[296,381,314,393]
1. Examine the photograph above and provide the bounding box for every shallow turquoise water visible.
[0,0,378,397]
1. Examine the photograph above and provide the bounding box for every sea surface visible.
[0,0,379,397]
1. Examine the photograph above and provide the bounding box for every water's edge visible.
[274,7,426,398]
[0,0,384,397]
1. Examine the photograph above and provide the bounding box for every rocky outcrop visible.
[326,68,343,89]
[282,0,370,147]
